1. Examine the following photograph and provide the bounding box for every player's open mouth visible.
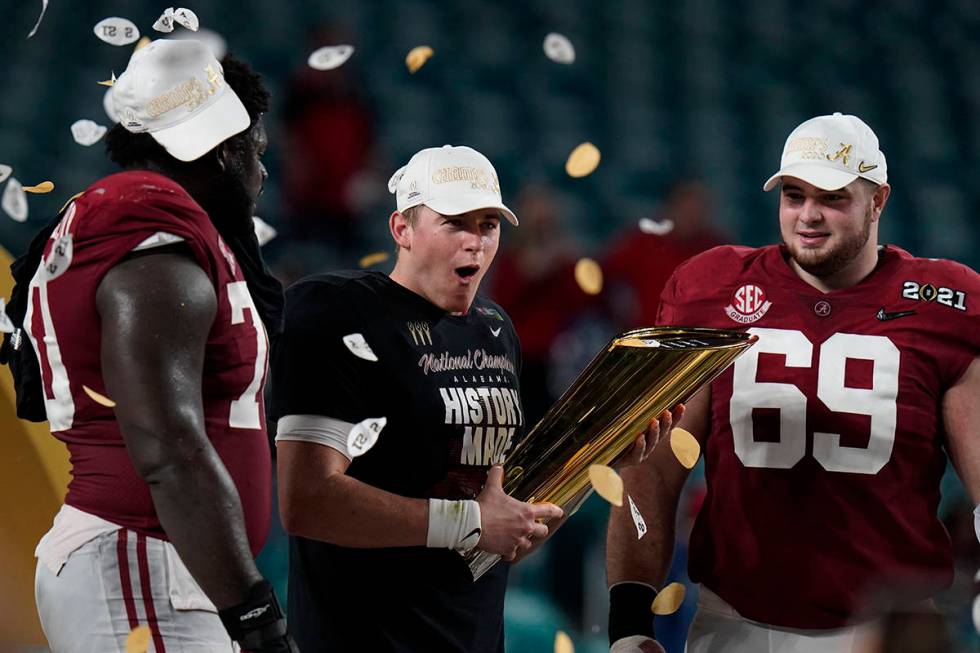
[455,265,480,283]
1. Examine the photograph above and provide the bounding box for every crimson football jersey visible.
[24,171,271,554]
[658,244,979,630]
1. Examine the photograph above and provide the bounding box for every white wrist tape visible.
[426,499,482,552]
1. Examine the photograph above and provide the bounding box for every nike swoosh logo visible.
[876,307,916,321]
[490,327,501,337]
[459,527,482,546]
[858,162,878,173]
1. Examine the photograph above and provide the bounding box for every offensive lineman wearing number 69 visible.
[606,113,980,653]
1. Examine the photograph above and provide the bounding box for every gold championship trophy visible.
[465,326,757,580]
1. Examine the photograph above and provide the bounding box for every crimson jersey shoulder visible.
[893,249,980,298]
[663,245,767,305]
[73,170,210,241]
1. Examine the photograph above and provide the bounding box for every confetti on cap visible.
[343,333,378,362]
[347,416,386,458]
[565,142,601,178]
[71,120,108,147]
[135,36,152,51]
[359,251,390,268]
[627,494,647,539]
[0,299,15,334]
[639,218,674,236]
[651,582,686,615]
[670,427,700,469]
[543,33,575,64]
[153,8,175,32]
[23,181,54,194]
[83,385,116,408]
[554,630,574,653]
[125,625,151,653]
[94,17,141,47]
[28,0,49,38]
[173,8,199,31]
[406,46,434,73]
[0,165,11,184]
[588,464,623,507]
[574,258,603,295]
[2,179,28,222]
[252,216,277,247]
[308,45,355,71]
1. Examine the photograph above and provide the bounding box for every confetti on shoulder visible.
[82,385,116,408]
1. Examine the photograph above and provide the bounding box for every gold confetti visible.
[358,251,390,268]
[98,72,117,87]
[588,464,623,507]
[60,191,84,213]
[406,45,434,73]
[574,258,603,295]
[125,625,151,653]
[670,427,700,469]
[135,36,152,51]
[554,629,574,653]
[82,385,116,408]
[23,181,54,194]
[565,142,601,178]
[651,582,686,615]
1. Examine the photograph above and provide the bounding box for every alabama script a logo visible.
[725,284,772,324]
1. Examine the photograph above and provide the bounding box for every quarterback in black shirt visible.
[270,145,568,652]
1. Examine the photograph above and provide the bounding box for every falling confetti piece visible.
[0,165,11,184]
[651,582,686,615]
[125,625,151,653]
[627,494,647,539]
[347,417,386,458]
[343,333,378,362]
[23,181,55,194]
[252,216,277,247]
[173,8,199,31]
[588,464,623,507]
[98,72,117,87]
[565,142,601,178]
[308,45,355,71]
[94,17,141,47]
[135,36,152,51]
[28,0,49,38]
[71,120,108,147]
[359,251,390,268]
[0,299,15,334]
[554,630,574,653]
[639,218,675,236]
[543,33,575,64]
[670,428,700,469]
[574,258,603,295]
[406,45,434,73]
[2,179,28,222]
[83,385,116,408]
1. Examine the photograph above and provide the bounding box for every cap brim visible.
[150,88,250,162]
[762,164,858,192]
[424,195,519,226]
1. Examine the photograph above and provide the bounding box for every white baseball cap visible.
[763,112,888,192]
[112,39,250,162]
[387,145,519,226]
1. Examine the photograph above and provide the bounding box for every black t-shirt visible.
[270,270,525,653]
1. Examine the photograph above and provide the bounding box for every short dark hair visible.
[104,53,270,169]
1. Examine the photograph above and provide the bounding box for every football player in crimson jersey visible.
[3,41,296,651]
[606,113,980,653]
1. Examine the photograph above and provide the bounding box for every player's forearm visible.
[142,444,263,609]
[606,466,681,587]
[280,471,429,547]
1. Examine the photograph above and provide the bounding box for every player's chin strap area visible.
[609,581,658,650]
[218,580,298,653]
[426,498,482,552]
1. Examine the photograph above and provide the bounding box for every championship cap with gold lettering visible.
[112,39,250,162]
[763,113,888,192]
[388,145,519,226]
